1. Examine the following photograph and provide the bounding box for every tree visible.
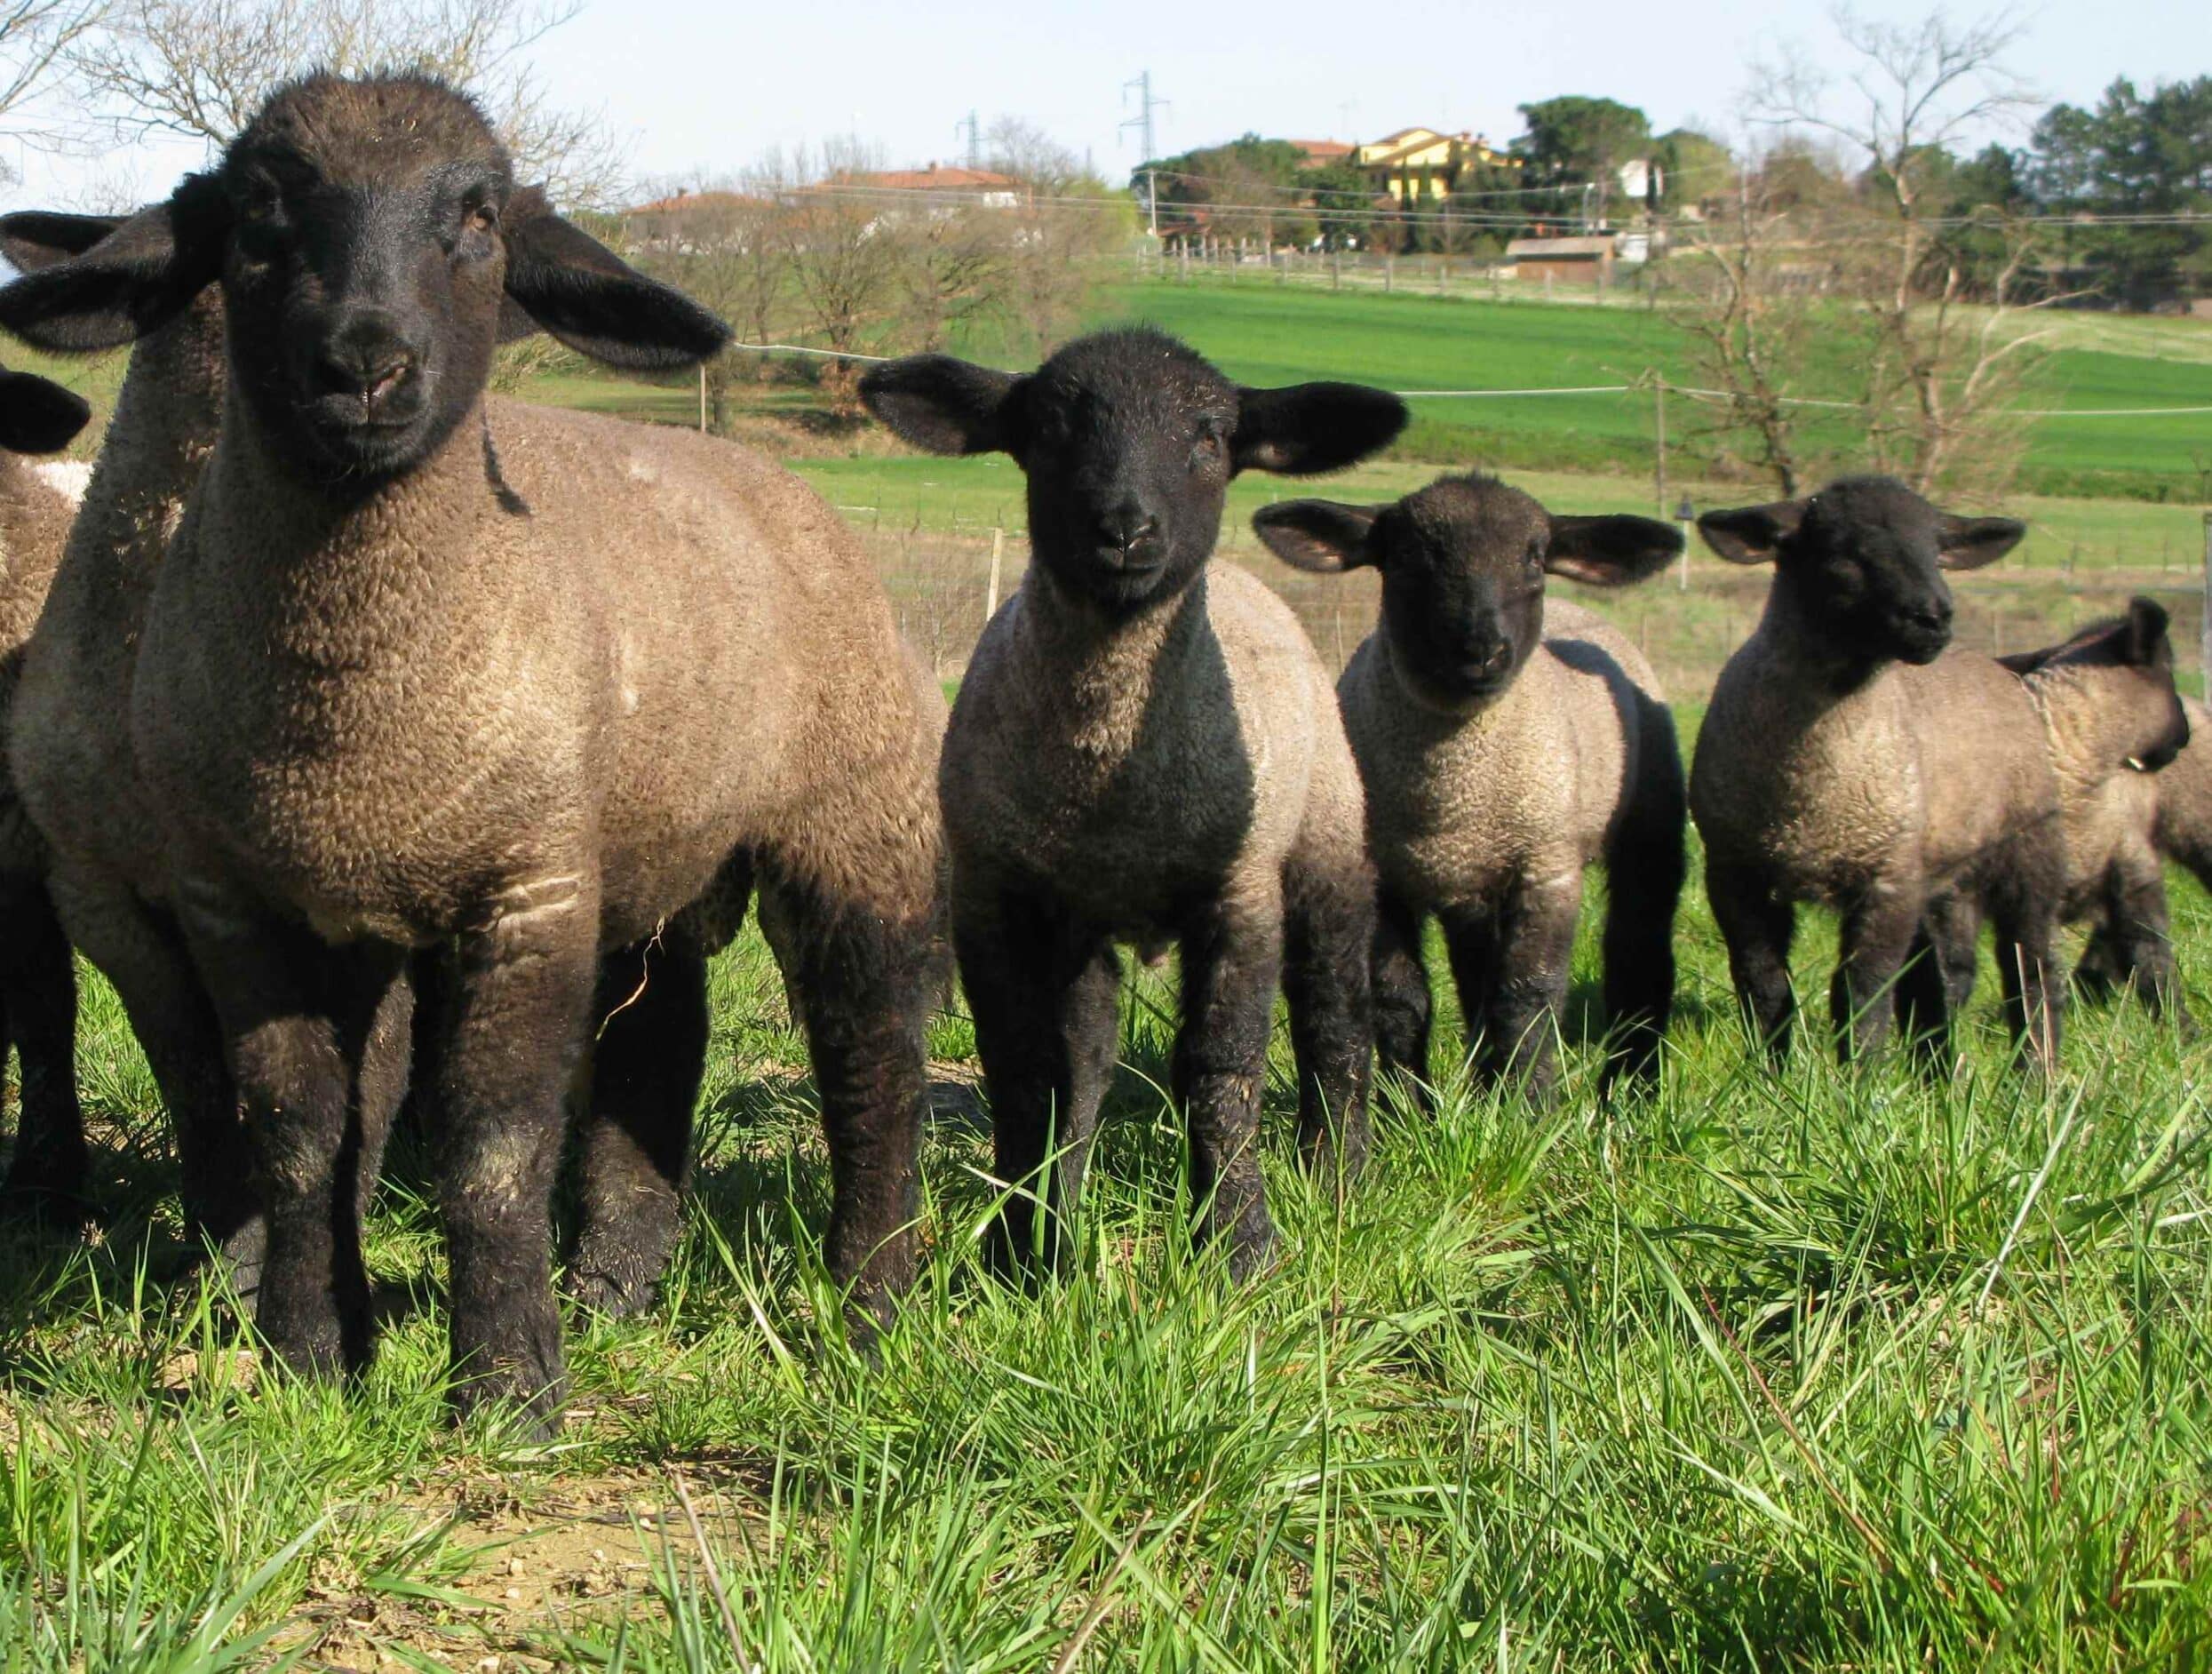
[991,116,1126,352]
[779,138,903,403]
[1651,127,1737,216]
[1514,95,1651,224]
[69,0,626,204]
[2028,76,2212,307]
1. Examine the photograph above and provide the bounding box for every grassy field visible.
[6,738,2212,1668]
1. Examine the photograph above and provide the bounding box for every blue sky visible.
[9,0,2200,205]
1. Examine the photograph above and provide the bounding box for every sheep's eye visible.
[468,203,497,233]
[1190,426,1223,466]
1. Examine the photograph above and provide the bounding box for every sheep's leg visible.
[772,870,932,1318]
[1174,894,1283,1281]
[2097,853,2187,1025]
[563,930,711,1319]
[1280,855,1374,1178]
[1601,719,1685,1096]
[430,878,601,1431]
[0,880,86,1215]
[1830,882,1922,1063]
[2073,914,2128,1005]
[1472,871,1581,1104]
[1986,832,2065,1073]
[47,868,261,1276]
[1438,904,1501,1088]
[1894,921,1956,1080]
[1371,889,1434,1111]
[1707,858,1797,1064]
[960,887,1116,1277]
[1923,891,1982,1015]
[179,888,410,1379]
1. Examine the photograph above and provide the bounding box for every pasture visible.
[5,750,2212,1670]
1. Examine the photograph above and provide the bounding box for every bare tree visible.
[779,138,904,407]
[70,0,627,204]
[987,116,1126,355]
[0,0,109,173]
[1747,5,2060,492]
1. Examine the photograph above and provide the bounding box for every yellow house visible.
[1354,128,1521,202]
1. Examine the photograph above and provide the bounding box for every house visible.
[1290,140,1354,170]
[624,189,776,252]
[1503,234,1620,284]
[1351,127,1520,202]
[839,163,1022,210]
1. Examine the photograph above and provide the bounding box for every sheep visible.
[1993,604,2192,1018]
[0,210,261,1263]
[0,73,945,1431]
[1690,476,2063,1072]
[1252,474,1686,1104]
[0,361,94,1211]
[2076,693,2212,1005]
[859,327,1404,1280]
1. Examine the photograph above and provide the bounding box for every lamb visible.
[2076,693,2212,1005]
[1690,476,2063,1071]
[860,328,1404,1279]
[1253,474,1686,1104]
[0,361,95,1210]
[1993,605,2192,1017]
[0,73,945,1431]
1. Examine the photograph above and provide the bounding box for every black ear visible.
[0,370,90,453]
[1546,513,1683,586]
[1697,500,1806,565]
[0,176,228,353]
[859,355,1028,458]
[1231,381,1407,476]
[501,187,730,371]
[2125,595,2171,666]
[0,211,127,275]
[1936,513,2025,571]
[1252,499,1384,573]
[1994,645,2054,676]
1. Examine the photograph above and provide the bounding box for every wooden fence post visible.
[986,527,1005,628]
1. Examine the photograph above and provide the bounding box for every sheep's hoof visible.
[561,1263,656,1322]
[448,1355,568,1441]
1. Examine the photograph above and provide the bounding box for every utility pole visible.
[1121,71,1169,235]
[956,110,981,171]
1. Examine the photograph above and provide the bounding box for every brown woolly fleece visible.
[2155,697,2212,882]
[2018,656,2187,921]
[0,450,84,878]
[1342,598,1660,921]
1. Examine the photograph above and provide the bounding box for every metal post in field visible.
[2201,510,2212,696]
[986,527,1005,628]
[1676,496,1695,592]
[1653,378,1667,517]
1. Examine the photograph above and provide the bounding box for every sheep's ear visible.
[0,211,127,275]
[859,355,1028,457]
[1696,500,1805,565]
[501,186,730,371]
[1231,382,1407,476]
[0,176,229,353]
[1994,645,2054,676]
[0,370,90,453]
[2124,596,2172,666]
[1936,513,2025,571]
[1546,513,1683,586]
[1252,499,1383,573]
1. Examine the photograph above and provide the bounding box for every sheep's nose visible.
[1096,506,1161,553]
[1905,601,1953,635]
[1461,640,1512,679]
[317,315,420,405]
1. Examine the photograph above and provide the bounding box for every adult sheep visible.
[0,362,96,1211]
[861,328,1404,1280]
[1691,477,2061,1072]
[1253,474,1685,1104]
[1995,605,2192,1019]
[0,73,944,1431]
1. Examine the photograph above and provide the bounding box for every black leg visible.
[430,877,601,1431]
[1706,857,1798,1064]
[1371,889,1434,1111]
[1830,881,1924,1063]
[2097,854,2187,1024]
[1602,713,1684,1096]
[2073,916,2128,1006]
[1174,894,1282,1280]
[178,883,410,1380]
[1986,831,2065,1074]
[564,929,711,1318]
[959,884,1118,1277]
[0,879,85,1214]
[1895,921,1955,1080]
[768,868,933,1318]
[1281,855,1373,1177]
[1469,873,1581,1104]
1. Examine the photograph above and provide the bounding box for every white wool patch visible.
[29,459,92,504]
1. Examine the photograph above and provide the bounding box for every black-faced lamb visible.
[860,327,1404,1279]
[1690,476,2063,1071]
[0,361,95,1210]
[1253,474,1686,1103]
[1994,604,2192,1017]
[0,73,945,1431]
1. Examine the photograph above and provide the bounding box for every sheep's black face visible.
[2004,600,2192,774]
[859,330,1409,622]
[1699,477,2025,673]
[1253,474,1683,717]
[219,78,510,482]
[1014,336,1240,614]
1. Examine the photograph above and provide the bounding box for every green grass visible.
[7,779,2212,1668]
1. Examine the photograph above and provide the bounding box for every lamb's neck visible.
[193,395,494,666]
[1754,586,1896,713]
[1011,564,1213,744]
